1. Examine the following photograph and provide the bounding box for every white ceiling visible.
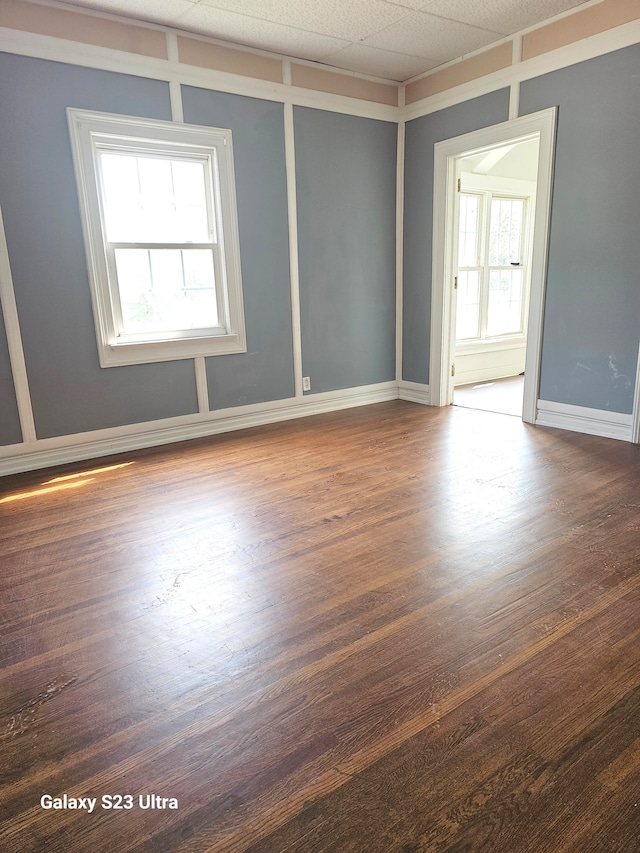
[61,0,593,82]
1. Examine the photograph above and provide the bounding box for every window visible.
[67,110,246,367]
[455,188,530,346]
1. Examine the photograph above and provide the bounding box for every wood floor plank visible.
[1,402,639,851]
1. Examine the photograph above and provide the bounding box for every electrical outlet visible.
[302,376,311,391]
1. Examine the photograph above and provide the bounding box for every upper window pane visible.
[457,194,480,268]
[99,153,211,244]
[488,198,524,267]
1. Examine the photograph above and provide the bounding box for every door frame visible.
[429,107,557,423]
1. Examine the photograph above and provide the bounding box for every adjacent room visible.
[1,0,639,850]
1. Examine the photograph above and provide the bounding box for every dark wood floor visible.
[1,401,639,852]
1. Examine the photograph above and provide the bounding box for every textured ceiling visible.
[62,0,592,81]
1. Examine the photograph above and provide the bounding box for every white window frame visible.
[455,172,535,354]
[67,109,246,367]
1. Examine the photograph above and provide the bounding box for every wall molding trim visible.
[0,206,36,443]
[0,382,399,476]
[632,341,640,445]
[398,380,430,405]
[3,3,640,124]
[0,26,397,121]
[536,400,634,442]
[283,91,304,399]
[402,18,640,121]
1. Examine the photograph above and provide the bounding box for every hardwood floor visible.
[1,400,639,852]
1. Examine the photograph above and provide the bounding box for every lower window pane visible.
[456,270,480,341]
[115,249,218,334]
[487,269,523,336]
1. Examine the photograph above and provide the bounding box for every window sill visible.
[98,331,247,367]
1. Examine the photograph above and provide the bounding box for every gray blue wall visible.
[0,53,396,449]
[0,54,198,440]
[402,45,640,415]
[2,40,639,453]
[520,44,640,413]
[182,87,295,409]
[294,108,397,393]
[402,89,510,385]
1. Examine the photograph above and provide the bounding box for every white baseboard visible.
[0,381,399,476]
[2,386,634,476]
[536,400,633,442]
[398,380,430,405]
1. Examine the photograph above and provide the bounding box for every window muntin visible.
[488,197,524,267]
[67,110,246,367]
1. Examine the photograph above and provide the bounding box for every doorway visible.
[429,109,557,424]
[452,137,538,417]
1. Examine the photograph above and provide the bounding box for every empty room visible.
[1,0,640,850]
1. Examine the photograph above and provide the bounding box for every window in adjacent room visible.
[67,109,246,367]
[455,189,530,345]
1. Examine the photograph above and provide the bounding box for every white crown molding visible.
[536,400,633,442]
[0,27,397,121]
[4,6,639,124]
[403,18,640,121]
[402,0,608,88]
[0,382,399,476]
[403,66,514,123]
[37,0,399,88]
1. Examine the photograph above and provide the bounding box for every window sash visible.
[456,191,529,344]
[105,244,226,342]
[67,109,246,366]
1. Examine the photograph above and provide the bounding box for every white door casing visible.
[429,107,557,424]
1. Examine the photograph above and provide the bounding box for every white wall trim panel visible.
[395,111,405,385]
[283,92,304,399]
[536,400,634,443]
[508,37,522,121]
[632,341,640,444]
[166,33,184,123]
[194,356,210,414]
[0,382,399,476]
[0,206,36,444]
[398,380,430,405]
